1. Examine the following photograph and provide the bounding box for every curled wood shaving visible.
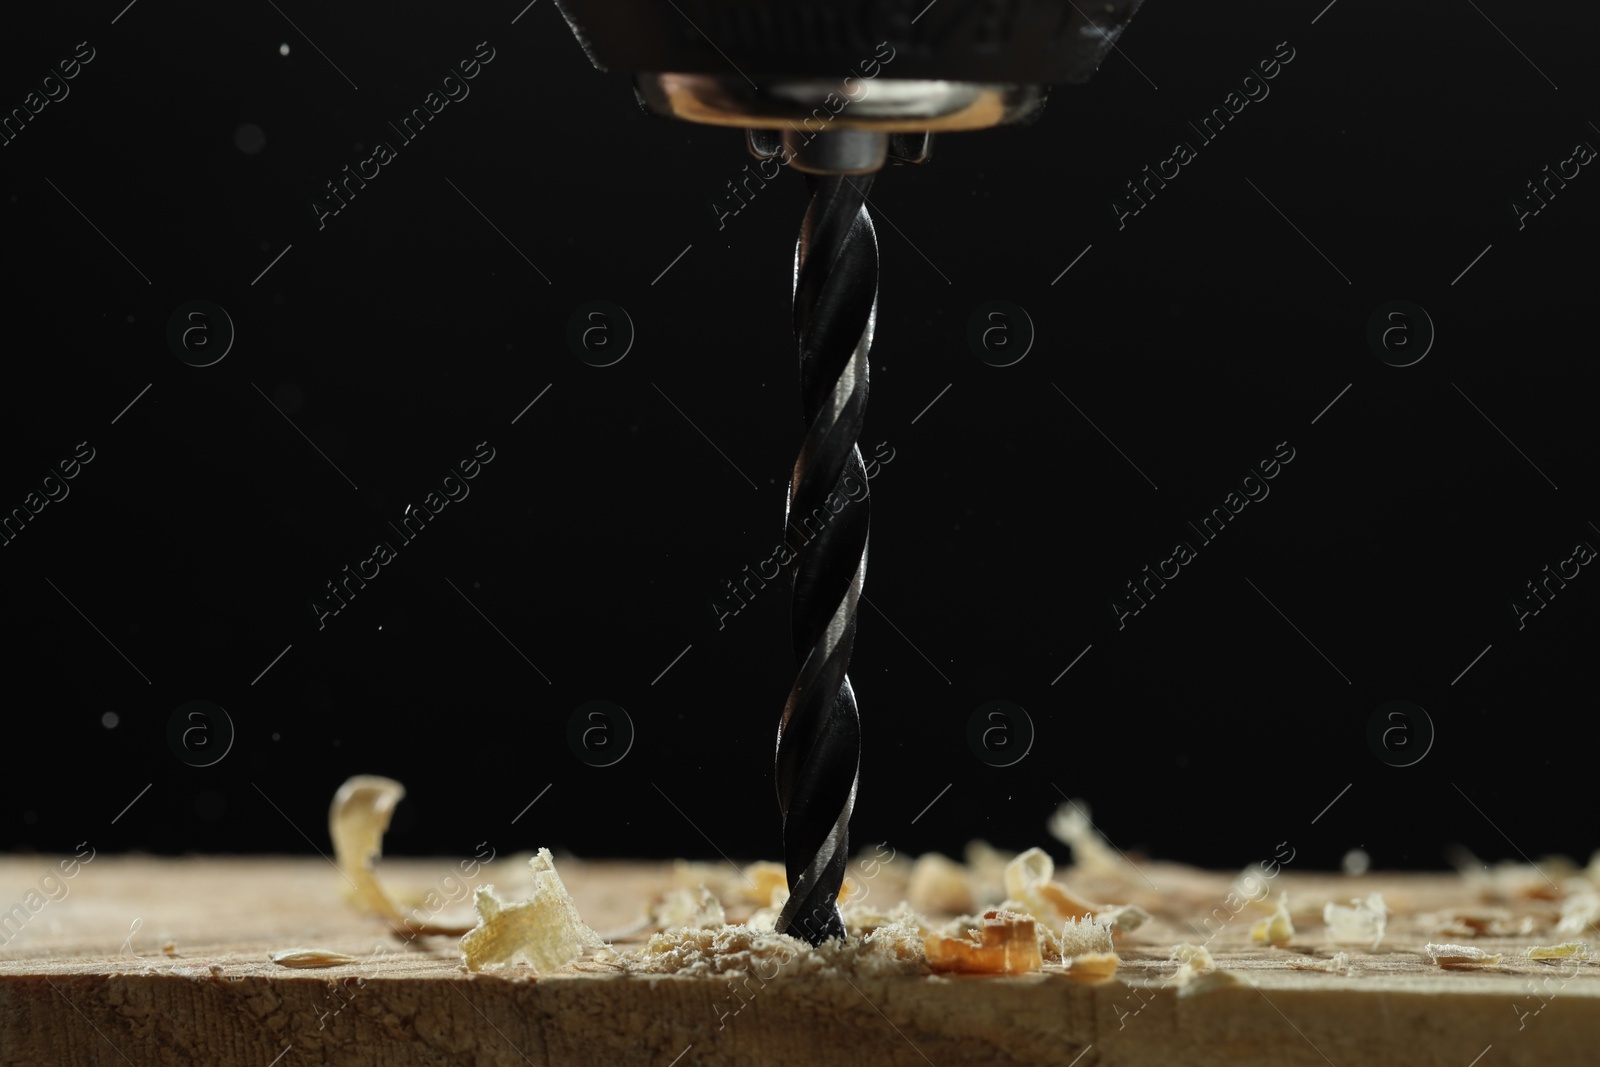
[1005,848,1099,923]
[328,775,473,937]
[1001,848,1150,937]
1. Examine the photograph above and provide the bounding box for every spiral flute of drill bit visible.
[775,174,877,945]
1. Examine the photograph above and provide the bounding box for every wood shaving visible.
[963,840,1016,904]
[1426,908,1537,938]
[1169,943,1215,978]
[1556,891,1600,935]
[269,948,360,968]
[328,775,473,937]
[1455,852,1576,901]
[1047,799,1137,883]
[1527,941,1588,959]
[459,848,605,973]
[741,861,788,906]
[1429,906,1512,932]
[1063,951,1119,980]
[924,909,1042,975]
[1228,867,1280,913]
[1057,915,1114,958]
[1323,892,1387,948]
[740,863,861,913]
[907,853,975,915]
[1168,943,1239,996]
[1290,952,1352,975]
[651,886,726,931]
[1094,902,1151,936]
[839,899,919,937]
[1425,942,1503,968]
[1251,893,1294,946]
[1005,848,1099,923]
[1047,916,1119,979]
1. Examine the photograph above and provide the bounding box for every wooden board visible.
[0,854,1594,1066]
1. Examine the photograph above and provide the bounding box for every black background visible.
[1,1,1595,876]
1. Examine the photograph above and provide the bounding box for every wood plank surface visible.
[0,854,1594,1066]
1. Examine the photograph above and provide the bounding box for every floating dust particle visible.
[924,909,1042,975]
[1323,892,1388,949]
[328,775,474,937]
[1251,892,1294,946]
[908,852,975,915]
[459,848,605,973]
[1425,942,1503,968]
[269,948,361,968]
[1342,849,1370,876]
[1527,941,1588,959]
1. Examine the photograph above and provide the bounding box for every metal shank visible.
[774,174,876,944]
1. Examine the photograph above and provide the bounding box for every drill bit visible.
[554,0,1147,952]
[775,172,877,944]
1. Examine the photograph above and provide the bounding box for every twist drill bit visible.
[775,172,877,944]
[554,0,1147,949]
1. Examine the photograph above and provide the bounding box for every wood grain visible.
[0,855,1593,1066]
